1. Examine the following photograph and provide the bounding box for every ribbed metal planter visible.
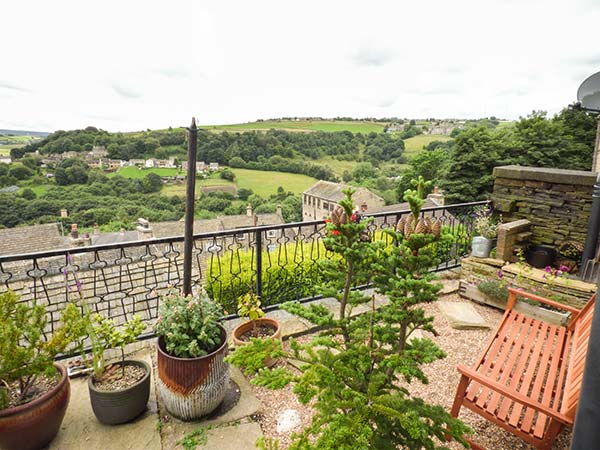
[88,360,151,425]
[0,363,70,450]
[156,324,230,421]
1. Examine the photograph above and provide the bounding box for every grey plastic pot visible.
[88,359,151,425]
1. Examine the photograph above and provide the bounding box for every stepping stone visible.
[440,280,459,295]
[437,301,489,329]
[204,421,263,450]
[276,409,301,433]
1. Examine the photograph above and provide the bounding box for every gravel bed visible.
[250,293,572,449]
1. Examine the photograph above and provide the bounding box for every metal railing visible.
[0,201,488,341]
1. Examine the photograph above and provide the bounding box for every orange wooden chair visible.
[451,288,596,450]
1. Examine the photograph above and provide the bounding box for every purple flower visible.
[559,265,570,273]
[544,266,552,273]
[497,270,504,279]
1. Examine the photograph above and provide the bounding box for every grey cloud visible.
[377,97,396,108]
[157,67,192,79]
[0,82,32,93]
[112,83,142,99]
[352,47,394,67]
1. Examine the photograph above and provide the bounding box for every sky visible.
[1,0,600,132]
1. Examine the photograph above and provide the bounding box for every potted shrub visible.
[83,313,150,425]
[227,186,470,448]
[0,291,86,450]
[232,293,282,346]
[471,204,500,258]
[154,290,229,421]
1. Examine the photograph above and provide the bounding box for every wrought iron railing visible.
[0,201,488,342]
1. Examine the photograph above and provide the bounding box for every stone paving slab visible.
[49,349,160,450]
[158,366,263,449]
[205,421,263,450]
[437,301,490,329]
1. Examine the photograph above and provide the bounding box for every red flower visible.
[332,230,341,236]
[351,214,357,221]
[325,218,331,223]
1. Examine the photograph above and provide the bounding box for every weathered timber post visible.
[182,118,197,296]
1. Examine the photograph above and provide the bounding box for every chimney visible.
[69,223,91,247]
[427,186,445,206]
[246,203,253,217]
[93,223,100,235]
[61,209,68,218]
[360,202,368,213]
[276,204,282,217]
[136,218,153,240]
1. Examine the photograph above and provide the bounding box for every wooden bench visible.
[451,287,596,450]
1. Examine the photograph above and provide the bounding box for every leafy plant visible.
[154,290,223,358]
[477,280,509,302]
[237,293,265,335]
[227,188,471,449]
[87,314,145,380]
[0,291,87,409]
[472,204,500,239]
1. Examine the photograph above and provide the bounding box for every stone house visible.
[302,181,385,221]
[0,156,12,164]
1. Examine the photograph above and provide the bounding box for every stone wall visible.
[493,166,596,250]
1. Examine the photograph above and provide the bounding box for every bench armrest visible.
[507,288,580,315]
[457,364,573,425]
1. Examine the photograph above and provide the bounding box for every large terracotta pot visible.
[156,324,229,421]
[88,359,151,425]
[232,317,282,347]
[0,363,70,450]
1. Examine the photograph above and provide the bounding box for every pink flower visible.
[497,270,504,279]
[544,266,552,273]
[559,265,570,273]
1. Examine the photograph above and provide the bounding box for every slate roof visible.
[303,181,383,203]
[367,197,439,214]
[0,223,67,256]
[91,231,139,246]
[151,213,284,239]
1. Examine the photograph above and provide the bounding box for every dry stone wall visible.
[493,166,597,250]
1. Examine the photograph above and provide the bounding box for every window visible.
[317,199,321,208]
[267,230,277,238]
[303,195,307,204]
[323,202,329,210]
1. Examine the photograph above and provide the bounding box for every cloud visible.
[352,46,394,67]
[0,82,31,93]
[157,67,192,79]
[111,83,142,99]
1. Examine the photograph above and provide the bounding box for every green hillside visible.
[203,119,386,134]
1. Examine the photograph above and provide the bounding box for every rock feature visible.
[437,301,489,330]
[276,409,302,434]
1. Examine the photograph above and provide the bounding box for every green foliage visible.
[227,188,471,449]
[226,339,285,376]
[472,204,500,239]
[0,291,87,409]
[154,291,223,358]
[477,280,509,302]
[177,427,208,450]
[237,293,265,322]
[220,168,235,181]
[86,314,145,379]
[256,437,281,450]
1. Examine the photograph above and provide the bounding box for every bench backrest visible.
[562,293,596,419]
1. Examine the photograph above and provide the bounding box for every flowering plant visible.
[154,290,223,358]
[472,204,501,239]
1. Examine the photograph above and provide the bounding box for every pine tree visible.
[227,188,470,450]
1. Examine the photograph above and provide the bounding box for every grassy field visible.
[115,166,316,198]
[231,168,316,197]
[403,134,452,156]
[110,166,181,178]
[0,146,12,156]
[204,120,386,134]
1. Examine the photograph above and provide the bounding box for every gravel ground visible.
[250,292,573,449]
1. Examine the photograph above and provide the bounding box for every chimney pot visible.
[61,209,68,218]
[70,223,78,239]
[246,203,253,217]
[276,204,282,217]
[93,223,100,235]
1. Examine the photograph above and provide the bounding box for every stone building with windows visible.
[302,181,386,221]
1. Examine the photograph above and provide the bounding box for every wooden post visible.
[182,118,197,296]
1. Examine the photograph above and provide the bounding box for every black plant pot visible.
[88,359,151,425]
[526,245,557,269]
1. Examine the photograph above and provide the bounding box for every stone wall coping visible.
[502,263,596,293]
[498,219,531,233]
[493,165,598,186]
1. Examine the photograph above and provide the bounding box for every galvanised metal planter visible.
[0,363,70,450]
[88,360,151,425]
[471,236,493,258]
[156,324,229,421]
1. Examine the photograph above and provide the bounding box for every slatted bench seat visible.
[451,287,596,450]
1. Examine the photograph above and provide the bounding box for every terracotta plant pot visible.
[232,317,282,368]
[88,360,151,425]
[156,324,229,421]
[0,363,70,450]
[232,317,282,347]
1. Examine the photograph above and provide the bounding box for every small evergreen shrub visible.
[154,290,223,358]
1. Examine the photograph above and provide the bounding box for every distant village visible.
[0,145,219,183]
